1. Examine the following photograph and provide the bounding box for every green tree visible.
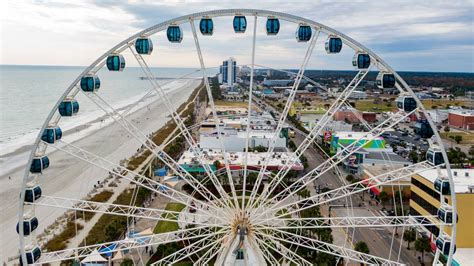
[403,228,416,250]
[354,241,370,265]
[444,126,450,132]
[378,191,390,208]
[346,174,354,182]
[213,160,221,170]
[454,135,463,144]
[415,236,431,264]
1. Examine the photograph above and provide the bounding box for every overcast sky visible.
[1,0,473,72]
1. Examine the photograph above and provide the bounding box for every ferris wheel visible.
[17,9,457,265]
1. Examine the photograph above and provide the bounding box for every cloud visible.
[1,0,473,72]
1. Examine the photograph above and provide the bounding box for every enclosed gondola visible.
[30,155,49,174]
[167,25,183,43]
[414,120,434,139]
[19,246,41,265]
[437,206,455,223]
[80,75,101,92]
[396,95,417,112]
[434,177,450,195]
[200,18,213,36]
[135,37,154,55]
[352,52,370,69]
[24,185,42,203]
[58,99,79,117]
[16,216,39,236]
[106,54,125,71]
[41,127,62,144]
[436,236,456,256]
[376,72,396,89]
[325,36,342,54]
[426,146,444,166]
[266,17,280,35]
[233,16,247,33]
[296,24,312,42]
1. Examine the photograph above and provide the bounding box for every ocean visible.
[0,65,215,157]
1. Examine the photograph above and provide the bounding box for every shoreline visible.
[0,79,201,262]
[0,80,193,179]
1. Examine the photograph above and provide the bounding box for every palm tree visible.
[403,229,416,250]
[354,241,370,266]
[415,236,431,264]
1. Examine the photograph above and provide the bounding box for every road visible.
[260,99,422,265]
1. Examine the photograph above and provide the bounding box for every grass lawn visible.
[422,99,469,110]
[354,100,395,112]
[440,132,474,144]
[153,202,186,234]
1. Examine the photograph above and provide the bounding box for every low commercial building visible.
[178,149,303,172]
[409,169,474,265]
[333,107,376,123]
[448,109,474,130]
[200,129,287,152]
[361,164,412,197]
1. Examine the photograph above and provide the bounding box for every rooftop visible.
[417,168,474,194]
[362,164,412,184]
[448,109,474,117]
[178,149,303,170]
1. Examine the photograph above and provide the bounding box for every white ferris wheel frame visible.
[17,8,457,265]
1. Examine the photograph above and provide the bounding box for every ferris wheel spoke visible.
[194,237,226,266]
[151,228,229,266]
[50,139,229,223]
[38,225,216,263]
[253,108,418,220]
[79,87,232,212]
[253,236,280,265]
[257,228,403,265]
[189,18,240,210]
[241,15,258,211]
[30,195,225,228]
[254,233,313,266]
[247,29,321,211]
[129,47,236,211]
[249,69,369,211]
[255,161,435,223]
[257,215,441,229]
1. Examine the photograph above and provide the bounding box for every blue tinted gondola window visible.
[135,38,153,54]
[58,100,79,116]
[233,16,247,33]
[357,54,370,69]
[25,186,42,203]
[200,18,213,35]
[326,37,342,53]
[106,55,125,71]
[167,26,183,42]
[41,127,62,144]
[266,18,280,35]
[297,25,312,41]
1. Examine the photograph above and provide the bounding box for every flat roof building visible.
[448,109,474,130]
[409,168,474,264]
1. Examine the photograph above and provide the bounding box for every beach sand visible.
[0,79,200,262]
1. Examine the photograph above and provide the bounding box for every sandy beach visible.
[0,79,200,262]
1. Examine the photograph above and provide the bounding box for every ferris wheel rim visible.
[17,8,456,265]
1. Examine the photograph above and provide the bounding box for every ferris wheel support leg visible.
[249,69,369,213]
[246,30,320,211]
[189,18,240,212]
[253,108,418,220]
[128,48,236,212]
[241,15,258,211]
